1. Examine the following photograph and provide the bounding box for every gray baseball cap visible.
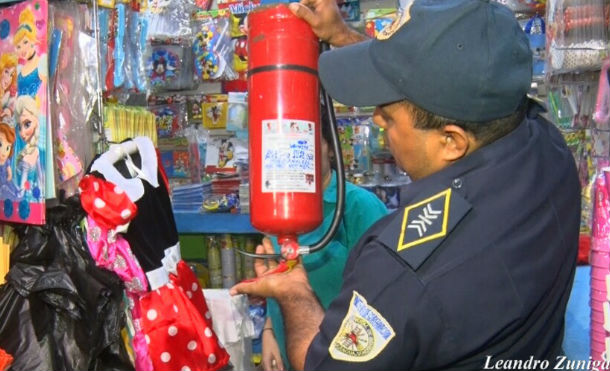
[318,0,532,122]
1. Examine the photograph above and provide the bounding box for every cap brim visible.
[318,40,404,107]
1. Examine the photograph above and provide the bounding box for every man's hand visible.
[230,238,311,299]
[262,320,285,371]
[230,238,324,371]
[288,0,367,47]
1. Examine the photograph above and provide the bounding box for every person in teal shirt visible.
[261,112,388,371]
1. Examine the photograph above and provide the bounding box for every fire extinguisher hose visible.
[300,64,346,255]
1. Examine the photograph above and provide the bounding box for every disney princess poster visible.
[0,0,48,225]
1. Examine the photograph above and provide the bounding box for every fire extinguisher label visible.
[261,118,316,193]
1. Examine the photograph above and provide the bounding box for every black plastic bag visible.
[0,197,134,371]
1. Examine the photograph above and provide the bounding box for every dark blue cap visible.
[318,0,532,122]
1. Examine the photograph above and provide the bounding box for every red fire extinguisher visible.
[246,3,346,267]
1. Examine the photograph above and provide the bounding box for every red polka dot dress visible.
[87,137,230,371]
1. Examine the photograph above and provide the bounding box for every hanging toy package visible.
[187,94,205,122]
[192,11,236,82]
[113,3,127,91]
[148,94,188,139]
[227,91,247,137]
[524,14,546,79]
[124,8,149,93]
[141,0,195,93]
[143,0,193,43]
[145,43,185,91]
[50,2,97,197]
[546,0,608,74]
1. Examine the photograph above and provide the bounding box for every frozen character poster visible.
[0,0,47,225]
[0,53,17,125]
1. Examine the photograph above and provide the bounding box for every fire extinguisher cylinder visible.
[248,4,323,238]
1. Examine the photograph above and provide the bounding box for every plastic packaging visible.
[0,198,134,371]
[220,234,236,288]
[546,0,608,74]
[145,43,184,91]
[149,102,187,139]
[227,92,248,133]
[113,4,126,89]
[144,0,193,42]
[524,14,546,78]
[207,236,223,288]
[203,94,228,129]
[51,2,99,197]
[187,94,205,122]
[192,11,236,81]
[124,9,149,93]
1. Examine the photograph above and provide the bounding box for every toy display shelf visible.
[174,211,259,234]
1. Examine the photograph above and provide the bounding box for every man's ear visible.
[439,124,475,161]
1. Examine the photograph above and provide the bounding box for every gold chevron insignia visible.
[397,188,451,252]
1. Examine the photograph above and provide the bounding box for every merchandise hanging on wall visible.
[0,0,48,225]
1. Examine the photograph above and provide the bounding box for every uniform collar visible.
[399,99,539,205]
[323,170,338,203]
[373,99,545,270]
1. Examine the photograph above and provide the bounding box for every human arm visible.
[262,317,285,371]
[288,0,368,47]
[230,238,325,370]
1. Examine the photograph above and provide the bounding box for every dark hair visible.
[320,104,337,169]
[401,98,527,146]
[320,104,333,145]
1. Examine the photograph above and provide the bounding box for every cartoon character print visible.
[15,95,42,202]
[14,7,47,98]
[217,139,233,168]
[0,54,17,125]
[147,48,179,88]
[193,25,222,80]
[0,123,18,200]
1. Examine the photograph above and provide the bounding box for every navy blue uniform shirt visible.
[304,100,581,370]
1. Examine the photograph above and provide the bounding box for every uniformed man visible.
[231,0,581,369]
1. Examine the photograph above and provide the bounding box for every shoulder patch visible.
[378,188,472,270]
[329,291,395,363]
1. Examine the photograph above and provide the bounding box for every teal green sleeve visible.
[343,184,389,250]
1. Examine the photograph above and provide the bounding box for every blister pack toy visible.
[145,43,183,91]
[192,11,236,81]
[187,95,204,122]
[151,104,184,138]
[202,94,228,129]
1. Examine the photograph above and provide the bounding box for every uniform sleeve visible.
[343,186,388,250]
[304,242,448,371]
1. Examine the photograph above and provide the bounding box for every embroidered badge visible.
[329,291,395,363]
[397,188,451,251]
[377,1,413,40]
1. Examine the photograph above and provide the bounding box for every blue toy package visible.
[524,15,545,78]
[125,9,148,92]
[113,4,126,89]
[249,298,266,339]
[146,44,184,91]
